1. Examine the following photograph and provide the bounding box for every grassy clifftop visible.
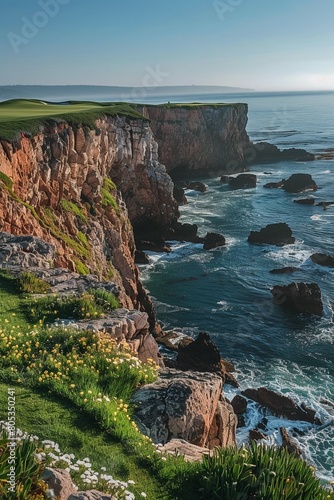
[0,99,145,140]
[0,99,239,141]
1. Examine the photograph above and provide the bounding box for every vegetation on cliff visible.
[0,272,333,499]
[0,99,145,141]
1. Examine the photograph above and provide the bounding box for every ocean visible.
[1,87,333,481]
[138,90,334,482]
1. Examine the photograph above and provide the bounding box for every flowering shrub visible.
[23,288,120,324]
[0,422,147,499]
[0,319,158,451]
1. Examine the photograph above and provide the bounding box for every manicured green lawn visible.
[0,99,144,140]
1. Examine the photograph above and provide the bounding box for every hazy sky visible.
[1,0,333,91]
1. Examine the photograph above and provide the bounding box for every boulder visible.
[311,253,334,268]
[176,332,238,386]
[269,266,298,274]
[68,492,113,500]
[316,201,334,208]
[220,175,232,184]
[280,428,302,457]
[294,198,316,205]
[42,468,77,500]
[248,223,295,246]
[137,239,172,253]
[242,387,322,424]
[229,173,257,189]
[187,181,207,193]
[0,233,56,269]
[203,232,226,250]
[283,174,317,193]
[132,369,237,448]
[271,282,323,316]
[231,395,248,415]
[249,429,267,442]
[173,186,188,205]
[135,250,150,264]
[263,180,285,189]
[167,222,203,243]
[159,439,210,462]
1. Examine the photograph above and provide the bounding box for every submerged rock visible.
[242,387,322,424]
[248,222,295,246]
[132,369,237,448]
[187,181,207,192]
[137,239,172,253]
[294,198,316,205]
[271,282,323,316]
[270,266,298,274]
[311,253,334,268]
[263,180,285,189]
[283,173,317,193]
[229,173,257,189]
[203,232,226,250]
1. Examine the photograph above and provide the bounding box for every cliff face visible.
[0,116,177,315]
[138,104,251,177]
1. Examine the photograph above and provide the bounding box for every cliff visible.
[137,104,251,177]
[0,115,178,318]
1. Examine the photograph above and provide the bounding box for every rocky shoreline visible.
[0,103,329,480]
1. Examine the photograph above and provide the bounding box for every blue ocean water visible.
[138,90,334,482]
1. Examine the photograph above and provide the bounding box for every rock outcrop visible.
[42,468,77,500]
[229,173,257,189]
[271,282,323,316]
[311,253,334,268]
[176,332,238,387]
[242,387,322,424]
[294,198,316,205]
[251,142,315,163]
[138,104,251,176]
[203,232,226,250]
[248,223,295,246]
[280,428,302,457]
[0,116,179,322]
[283,174,318,193]
[132,369,237,448]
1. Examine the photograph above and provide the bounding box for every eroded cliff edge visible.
[138,103,251,177]
[0,115,178,319]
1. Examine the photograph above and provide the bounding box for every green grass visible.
[0,271,30,329]
[60,200,88,222]
[0,171,13,189]
[0,100,146,141]
[142,102,241,109]
[0,384,167,499]
[101,178,119,212]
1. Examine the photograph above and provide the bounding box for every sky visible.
[0,0,333,91]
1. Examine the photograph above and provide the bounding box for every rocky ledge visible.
[132,369,237,449]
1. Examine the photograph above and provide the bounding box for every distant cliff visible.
[138,104,251,177]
